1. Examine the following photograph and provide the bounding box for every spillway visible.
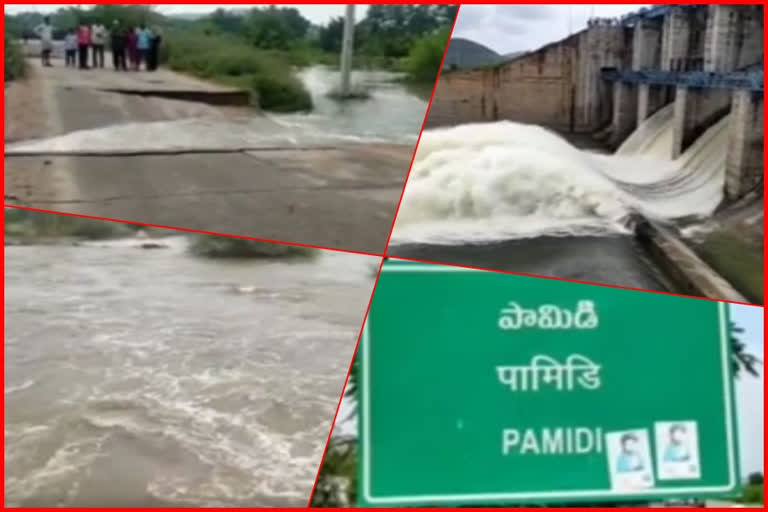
[388,102,732,292]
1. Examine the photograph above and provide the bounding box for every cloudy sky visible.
[731,304,764,477]
[3,4,365,25]
[452,4,648,55]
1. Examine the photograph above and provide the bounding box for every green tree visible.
[209,8,246,35]
[317,17,344,54]
[731,322,760,377]
[404,27,450,82]
[246,6,310,50]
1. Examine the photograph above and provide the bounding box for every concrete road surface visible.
[5,59,414,254]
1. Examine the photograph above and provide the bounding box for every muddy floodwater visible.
[4,237,376,507]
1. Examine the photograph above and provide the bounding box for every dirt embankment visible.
[5,66,50,142]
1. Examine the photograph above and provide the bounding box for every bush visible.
[188,236,317,259]
[162,31,313,113]
[742,484,763,504]
[253,73,312,112]
[4,209,136,240]
[403,28,450,83]
[4,35,25,82]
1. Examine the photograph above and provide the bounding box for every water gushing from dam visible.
[391,106,729,245]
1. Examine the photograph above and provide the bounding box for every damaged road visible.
[5,60,414,253]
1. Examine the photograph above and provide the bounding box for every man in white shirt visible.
[34,16,54,67]
[64,30,78,67]
[91,23,107,69]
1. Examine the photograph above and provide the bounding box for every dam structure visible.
[427,4,763,202]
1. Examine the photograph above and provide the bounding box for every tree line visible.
[6,4,457,61]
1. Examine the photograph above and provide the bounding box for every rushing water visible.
[388,110,730,289]
[6,66,426,155]
[5,238,376,507]
[391,112,728,244]
[270,66,427,144]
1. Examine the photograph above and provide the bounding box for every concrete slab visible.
[5,58,415,254]
[26,57,244,94]
[5,145,412,254]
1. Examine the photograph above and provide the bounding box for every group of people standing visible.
[110,22,163,71]
[36,17,162,72]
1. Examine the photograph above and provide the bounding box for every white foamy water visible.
[6,118,303,154]
[270,67,424,145]
[391,109,730,244]
[5,239,376,507]
[5,67,423,154]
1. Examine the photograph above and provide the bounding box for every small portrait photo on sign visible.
[606,429,655,491]
[654,421,702,480]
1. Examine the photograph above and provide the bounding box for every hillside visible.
[442,37,501,70]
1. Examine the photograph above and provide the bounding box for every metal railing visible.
[601,68,764,91]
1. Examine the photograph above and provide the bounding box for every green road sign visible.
[358,261,740,507]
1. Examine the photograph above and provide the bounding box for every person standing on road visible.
[33,17,54,67]
[147,27,162,71]
[64,30,78,67]
[110,21,127,71]
[136,24,153,71]
[126,27,139,71]
[91,22,107,69]
[77,23,91,69]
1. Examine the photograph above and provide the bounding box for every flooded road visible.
[272,66,428,144]
[5,238,377,506]
[4,63,417,253]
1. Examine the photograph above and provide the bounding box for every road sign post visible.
[359,261,740,507]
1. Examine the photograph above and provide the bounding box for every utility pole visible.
[339,4,355,97]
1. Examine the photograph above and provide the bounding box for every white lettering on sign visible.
[502,427,604,455]
[498,300,598,330]
[495,354,602,392]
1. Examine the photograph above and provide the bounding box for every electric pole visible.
[339,4,355,97]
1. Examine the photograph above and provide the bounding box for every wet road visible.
[5,61,421,253]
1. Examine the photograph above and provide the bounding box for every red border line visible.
[3,205,383,258]
[379,5,459,255]
[305,5,463,507]
[384,254,762,308]
[304,256,385,507]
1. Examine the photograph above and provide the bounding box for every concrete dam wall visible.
[426,4,763,201]
[428,5,762,131]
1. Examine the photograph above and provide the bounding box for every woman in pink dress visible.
[126,27,139,71]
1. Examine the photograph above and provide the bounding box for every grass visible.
[187,235,318,259]
[161,31,313,113]
[5,208,138,241]
[734,484,763,504]
[694,229,763,305]
[4,35,25,82]
[310,441,356,507]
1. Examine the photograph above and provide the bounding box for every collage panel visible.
[4,4,458,255]
[4,208,380,506]
[313,258,764,508]
[5,2,765,511]
[387,3,764,305]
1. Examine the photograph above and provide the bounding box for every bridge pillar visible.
[704,5,740,72]
[611,81,638,145]
[672,86,730,158]
[660,6,691,71]
[632,19,662,70]
[725,90,763,200]
[637,84,666,122]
